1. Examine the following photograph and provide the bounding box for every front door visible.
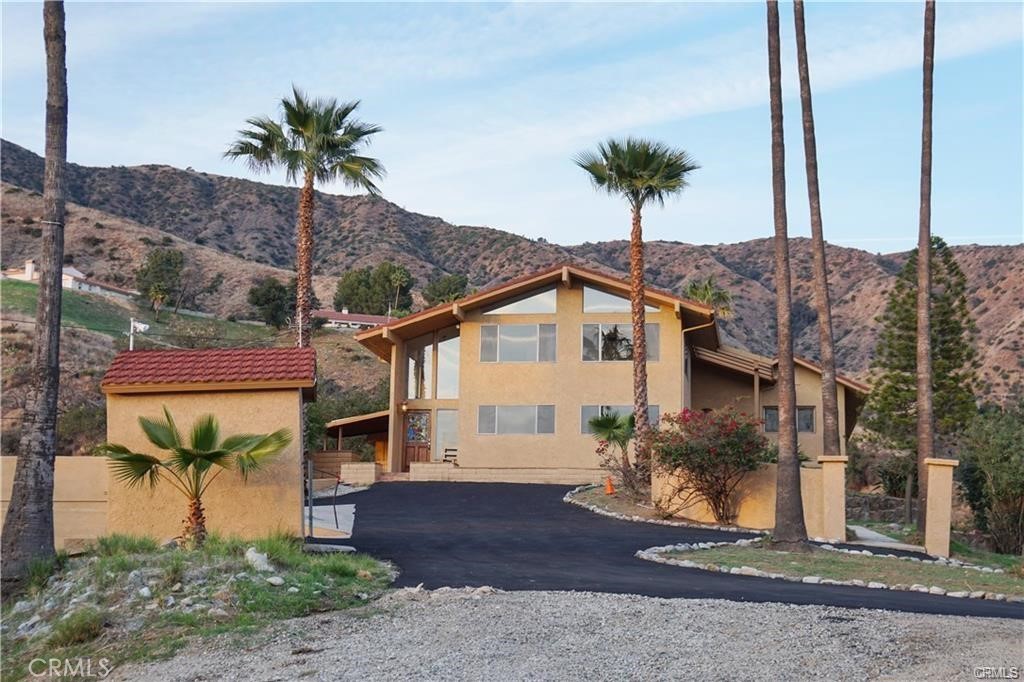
[402,411,431,471]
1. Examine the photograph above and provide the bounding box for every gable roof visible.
[355,263,717,359]
[102,347,316,397]
[694,344,869,395]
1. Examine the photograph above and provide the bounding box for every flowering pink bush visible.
[648,407,771,524]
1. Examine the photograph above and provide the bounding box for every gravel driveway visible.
[112,589,1023,681]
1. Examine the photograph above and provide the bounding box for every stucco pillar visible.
[818,455,848,542]
[924,458,959,558]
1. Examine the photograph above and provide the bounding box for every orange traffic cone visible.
[604,476,616,495]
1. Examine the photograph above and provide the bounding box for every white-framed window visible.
[762,406,815,433]
[483,287,557,315]
[581,323,659,362]
[434,409,459,460]
[582,285,659,313]
[580,405,660,433]
[480,324,556,362]
[478,405,556,435]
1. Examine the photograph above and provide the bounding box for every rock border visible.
[563,484,767,535]
[636,538,1022,604]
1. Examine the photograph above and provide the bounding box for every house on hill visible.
[324,264,868,484]
[313,308,390,331]
[2,259,138,300]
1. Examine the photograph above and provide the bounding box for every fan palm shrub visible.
[96,408,292,548]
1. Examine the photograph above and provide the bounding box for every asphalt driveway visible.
[331,482,1022,619]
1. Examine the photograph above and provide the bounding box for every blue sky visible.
[2,2,1021,251]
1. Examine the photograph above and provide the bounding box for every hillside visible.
[2,139,1022,401]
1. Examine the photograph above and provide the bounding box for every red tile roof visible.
[101,347,316,391]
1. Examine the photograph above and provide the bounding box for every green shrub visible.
[49,607,106,646]
[959,403,1024,555]
[877,454,918,498]
[649,407,771,524]
[93,534,159,556]
[26,551,69,594]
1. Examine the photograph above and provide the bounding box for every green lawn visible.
[663,544,1024,597]
[857,520,1021,571]
[0,279,272,347]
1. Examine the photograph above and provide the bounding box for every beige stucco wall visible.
[0,456,108,550]
[410,461,604,484]
[105,389,304,542]
[759,365,848,459]
[690,362,757,414]
[436,284,685,473]
[652,463,829,539]
[693,361,849,460]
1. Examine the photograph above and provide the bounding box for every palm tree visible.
[97,408,292,549]
[793,0,841,461]
[2,0,68,585]
[588,412,635,474]
[766,0,807,546]
[915,0,937,534]
[575,138,699,445]
[683,276,733,319]
[226,87,384,347]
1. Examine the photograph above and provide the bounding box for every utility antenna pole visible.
[128,318,149,350]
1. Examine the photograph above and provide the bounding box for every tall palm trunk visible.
[1,0,67,584]
[629,205,650,448]
[180,497,208,550]
[915,0,937,534]
[766,0,807,545]
[295,170,315,348]
[793,0,841,459]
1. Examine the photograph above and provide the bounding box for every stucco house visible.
[313,308,391,331]
[325,264,867,484]
[2,259,138,300]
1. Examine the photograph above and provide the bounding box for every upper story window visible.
[580,404,660,434]
[483,287,557,315]
[406,326,460,399]
[406,333,433,400]
[480,324,556,362]
[582,285,659,313]
[762,406,815,433]
[582,323,659,362]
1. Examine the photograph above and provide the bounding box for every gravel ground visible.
[112,589,1023,681]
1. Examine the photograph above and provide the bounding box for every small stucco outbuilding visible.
[101,347,315,542]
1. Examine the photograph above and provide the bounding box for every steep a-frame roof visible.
[355,263,718,360]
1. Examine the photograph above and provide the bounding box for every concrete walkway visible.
[848,524,927,553]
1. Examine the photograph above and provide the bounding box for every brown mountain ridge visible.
[2,139,1021,402]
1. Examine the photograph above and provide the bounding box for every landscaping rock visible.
[170,582,182,592]
[928,586,946,596]
[245,547,274,572]
[12,600,33,615]
[867,582,886,590]
[138,586,152,599]
[207,607,231,619]
[287,587,300,594]
[946,591,968,598]
[801,576,822,584]
[266,576,285,586]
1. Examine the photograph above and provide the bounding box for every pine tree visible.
[863,236,978,454]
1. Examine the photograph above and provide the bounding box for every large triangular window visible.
[582,286,659,313]
[483,287,557,315]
